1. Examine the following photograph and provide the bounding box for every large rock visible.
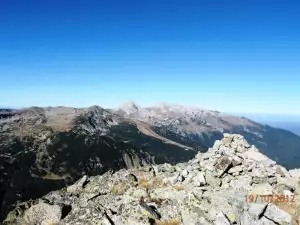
[259,216,278,225]
[244,150,276,166]
[263,204,292,225]
[239,211,257,225]
[214,212,231,225]
[206,171,222,187]
[192,172,206,187]
[289,168,300,179]
[214,157,232,177]
[251,183,274,195]
[248,203,268,219]
[229,176,252,191]
[228,165,244,174]
[24,201,63,225]
[221,135,233,146]
[66,175,88,193]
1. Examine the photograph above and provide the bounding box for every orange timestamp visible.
[245,194,295,203]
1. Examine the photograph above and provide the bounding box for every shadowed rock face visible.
[1,104,300,222]
[4,134,300,225]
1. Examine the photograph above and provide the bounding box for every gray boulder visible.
[263,204,292,225]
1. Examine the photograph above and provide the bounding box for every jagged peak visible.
[118,101,141,113]
[155,102,208,112]
[86,105,104,112]
[117,101,210,113]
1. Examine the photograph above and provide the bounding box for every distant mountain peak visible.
[119,101,141,113]
[155,102,206,112]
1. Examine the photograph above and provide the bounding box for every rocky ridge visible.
[115,102,300,169]
[4,134,300,225]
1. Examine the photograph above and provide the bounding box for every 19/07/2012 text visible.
[245,194,295,203]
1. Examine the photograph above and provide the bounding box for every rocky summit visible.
[2,104,300,221]
[4,134,300,225]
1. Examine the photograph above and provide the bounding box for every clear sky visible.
[0,0,299,115]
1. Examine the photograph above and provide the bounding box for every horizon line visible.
[1,104,300,117]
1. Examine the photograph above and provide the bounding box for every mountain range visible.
[114,102,300,169]
[1,102,300,221]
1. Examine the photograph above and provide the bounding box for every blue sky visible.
[0,0,299,115]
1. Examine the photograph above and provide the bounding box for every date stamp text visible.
[245,194,295,203]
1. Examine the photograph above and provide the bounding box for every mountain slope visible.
[0,106,195,221]
[114,102,300,169]
[4,134,300,225]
